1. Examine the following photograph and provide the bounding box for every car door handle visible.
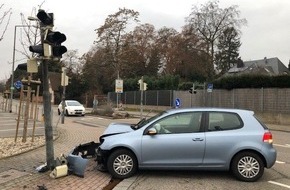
[192,138,204,141]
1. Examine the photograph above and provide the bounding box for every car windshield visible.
[134,111,167,129]
[67,101,82,106]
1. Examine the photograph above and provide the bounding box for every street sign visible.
[115,79,123,93]
[175,98,181,108]
[207,83,213,93]
[14,80,22,90]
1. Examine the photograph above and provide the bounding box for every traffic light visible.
[29,44,44,56]
[17,63,27,71]
[37,9,54,27]
[29,9,67,59]
[45,29,67,58]
[138,78,148,91]
[189,84,196,94]
[143,83,148,91]
[138,79,143,91]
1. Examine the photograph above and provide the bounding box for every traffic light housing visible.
[143,83,148,91]
[138,78,148,91]
[189,84,197,94]
[17,63,27,71]
[45,30,67,58]
[37,9,54,27]
[189,88,197,94]
[29,44,44,56]
[29,10,67,59]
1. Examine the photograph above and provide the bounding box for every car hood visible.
[68,106,85,110]
[102,123,134,136]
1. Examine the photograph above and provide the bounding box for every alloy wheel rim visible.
[113,154,133,175]
[237,156,260,178]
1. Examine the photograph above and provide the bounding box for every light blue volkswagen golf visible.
[96,108,276,182]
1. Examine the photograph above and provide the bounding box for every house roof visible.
[226,57,289,76]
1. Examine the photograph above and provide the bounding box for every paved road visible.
[0,112,46,138]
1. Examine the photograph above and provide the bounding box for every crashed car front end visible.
[95,122,137,171]
[96,147,110,171]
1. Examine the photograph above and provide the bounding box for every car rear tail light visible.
[263,132,273,144]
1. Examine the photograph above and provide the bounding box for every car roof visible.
[165,107,254,115]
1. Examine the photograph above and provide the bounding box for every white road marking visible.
[274,144,290,148]
[276,161,286,164]
[268,181,290,189]
[0,126,44,132]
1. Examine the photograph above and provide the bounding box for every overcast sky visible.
[0,0,290,81]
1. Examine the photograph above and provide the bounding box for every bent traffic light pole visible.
[37,9,55,170]
[42,58,55,169]
[29,9,67,169]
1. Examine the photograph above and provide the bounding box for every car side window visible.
[208,112,242,131]
[151,112,202,134]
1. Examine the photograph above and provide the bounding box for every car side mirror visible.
[147,128,157,135]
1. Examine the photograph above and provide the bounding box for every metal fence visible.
[108,88,290,113]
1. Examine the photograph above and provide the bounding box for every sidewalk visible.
[0,111,112,190]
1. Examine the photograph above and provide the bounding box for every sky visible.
[0,0,290,81]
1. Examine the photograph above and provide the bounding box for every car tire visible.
[65,110,69,116]
[58,109,61,115]
[231,151,264,182]
[107,149,137,179]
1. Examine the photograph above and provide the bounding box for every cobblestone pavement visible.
[0,120,111,190]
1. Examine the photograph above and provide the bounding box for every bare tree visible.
[0,4,12,42]
[186,0,246,78]
[95,8,140,79]
[120,23,160,78]
[62,49,82,75]
[18,2,45,58]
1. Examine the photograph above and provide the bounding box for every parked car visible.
[96,108,276,182]
[58,100,85,116]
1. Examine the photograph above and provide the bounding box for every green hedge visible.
[212,75,290,90]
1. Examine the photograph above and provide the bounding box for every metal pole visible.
[9,25,34,113]
[61,68,66,124]
[22,75,31,142]
[9,25,17,113]
[43,58,54,169]
[140,76,144,119]
[39,24,54,169]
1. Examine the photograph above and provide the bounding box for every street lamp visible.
[9,23,37,113]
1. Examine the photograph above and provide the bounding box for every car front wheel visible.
[231,151,264,182]
[107,149,137,179]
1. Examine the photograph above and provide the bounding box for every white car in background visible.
[58,100,85,116]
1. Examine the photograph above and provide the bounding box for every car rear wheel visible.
[107,149,137,179]
[231,151,264,182]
